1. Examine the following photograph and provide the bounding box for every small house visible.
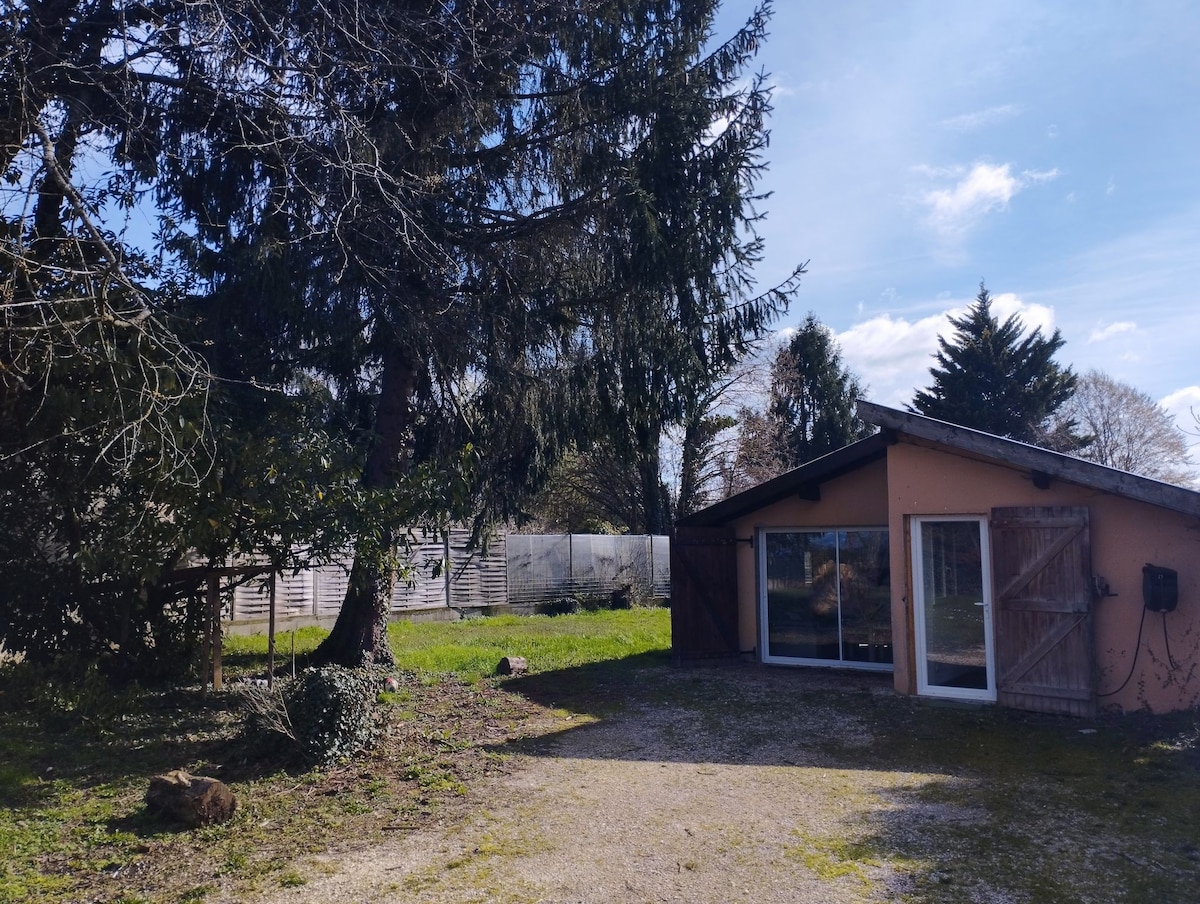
[672,401,1200,715]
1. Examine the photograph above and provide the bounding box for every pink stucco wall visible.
[887,439,1200,713]
[729,458,889,657]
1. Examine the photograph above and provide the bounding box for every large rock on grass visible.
[145,770,237,827]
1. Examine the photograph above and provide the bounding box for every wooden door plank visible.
[995,521,1083,603]
[991,506,1094,717]
[1003,683,1093,701]
[997,611,1087,687]
[1002,595,1088,614]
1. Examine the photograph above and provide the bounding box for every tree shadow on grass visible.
[0,678,305,824]
[495,649,675,716]
[498,652,1200,772]
[495,653,926,768]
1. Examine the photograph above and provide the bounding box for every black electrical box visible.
[1143,564,1179,613]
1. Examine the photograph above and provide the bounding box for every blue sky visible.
[715,0,1200,431]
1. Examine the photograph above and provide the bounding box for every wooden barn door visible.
[990,506,1096,716]
[671,526,739,661]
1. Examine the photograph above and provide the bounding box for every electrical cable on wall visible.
[1162,612,1180,671]
[1097,606,1148,698]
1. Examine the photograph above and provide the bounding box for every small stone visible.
[384,676,400,692]
[145,770,237,827]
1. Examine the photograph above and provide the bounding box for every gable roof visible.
[677,431,890,527]
[677,401,1200,528]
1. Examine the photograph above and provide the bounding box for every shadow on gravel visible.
[496,654,1103,772]
[496,655,1200,903]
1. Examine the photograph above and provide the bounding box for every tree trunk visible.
[635,419,668,535]
[314,342,418,667]
[0,0,75,175]
[675,412,706,522]
[314,537,398,667]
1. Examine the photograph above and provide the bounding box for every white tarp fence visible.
[504,534,670,605]
[228,532,668,621]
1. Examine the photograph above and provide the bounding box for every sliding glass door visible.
[759,529,891,669]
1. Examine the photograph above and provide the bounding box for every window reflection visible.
[764,530,891,666]
[920,520,987,690]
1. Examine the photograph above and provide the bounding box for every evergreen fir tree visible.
[583,3,802,534]
[767,313,871,465]
[0,0,800,668]
[910,283,1076,442]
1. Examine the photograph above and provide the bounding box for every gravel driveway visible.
[248,662,1200,904]
[258,667,914,904]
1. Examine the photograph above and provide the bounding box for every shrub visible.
[0,657,142,737]
[535,583,654,616]
[241,666,381,766]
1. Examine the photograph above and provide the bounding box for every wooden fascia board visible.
[857,400,1200,520]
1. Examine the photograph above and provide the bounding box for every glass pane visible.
[921,520,987,690]
[765,532,839,660]
[838,531,892,664]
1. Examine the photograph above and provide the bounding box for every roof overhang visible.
[857,400,1200,520]
[676,432,891,527]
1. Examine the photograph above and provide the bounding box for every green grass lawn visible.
[0,608,671,904]
[385,608,671,681]
[223,607,672,683]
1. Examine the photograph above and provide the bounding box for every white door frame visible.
[911,515,996,702]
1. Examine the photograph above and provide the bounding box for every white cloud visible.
[837,312,947,407]
[989,292,1057,334]
[940,104,1022,131]
[1160,386,1200,430]
[923,163,1020,233]
[1022,168,1061,183]
[919,162,1058,238]
[836,292,1061,407]
[1087,321,1137,343]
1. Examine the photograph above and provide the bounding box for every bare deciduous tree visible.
[1056,370,1195,486]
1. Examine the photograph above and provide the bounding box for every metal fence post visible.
[444,531,452,609]
[647,534,653,593]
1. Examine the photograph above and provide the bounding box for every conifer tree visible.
[767,314,870,466]
[910,283,1076,443]
[579,3,802,535]
[0,0,799,669]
